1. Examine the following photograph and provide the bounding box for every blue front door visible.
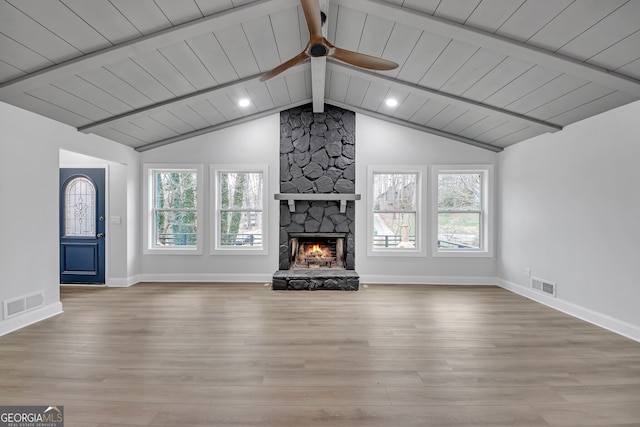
[60,168,106,284]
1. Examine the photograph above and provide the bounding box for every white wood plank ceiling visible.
[1,0,639,152]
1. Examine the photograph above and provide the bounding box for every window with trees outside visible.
[145,164,203,254]
[371,171,421,253]
[433,165,493,257]
[213,166,266,254]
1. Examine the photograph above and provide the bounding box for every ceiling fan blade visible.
[301,0,323,38]
[329,47,399,71]
[259,51,309,82]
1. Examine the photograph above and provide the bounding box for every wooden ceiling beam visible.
[78,65,306,134]
[311,57,327,112]
[329,100,503,152]
[311,0,330,113]
[329,62,562,133]
[134,99,312,152]
[0,0,295,99]
[337,0,640,98]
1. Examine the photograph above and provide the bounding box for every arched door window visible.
[64,177,96,237]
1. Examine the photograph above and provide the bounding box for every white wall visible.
[0,101,139,336]
[498,100,640,340]
[138,112,500,284]
[139,115,281,282]
[356,114,499,284]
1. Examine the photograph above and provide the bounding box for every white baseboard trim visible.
[360,275,498,285]
[497,278,640,343]
[135,273,273,284]
[107,275,143,287]
[114,274,498,287]
[0,302,63,337]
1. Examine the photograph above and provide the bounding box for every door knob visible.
[97,233,105,238]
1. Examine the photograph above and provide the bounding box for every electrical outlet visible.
[524,267,531,278]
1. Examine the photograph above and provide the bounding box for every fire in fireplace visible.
[290,233,345,269]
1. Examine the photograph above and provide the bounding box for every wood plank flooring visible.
[1,283,640,426]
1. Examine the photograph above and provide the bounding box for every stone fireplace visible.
[272,104,360,291]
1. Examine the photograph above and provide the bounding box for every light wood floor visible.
[1,283,640,427]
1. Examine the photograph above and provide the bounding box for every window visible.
[432,165,493,257]
[64,177,95,237]
[144,164,203,254]
[212,165,267,254]
[368,166,426,256]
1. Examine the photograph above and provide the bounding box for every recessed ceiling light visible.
[238,98,251,107]
[385,98,398,107]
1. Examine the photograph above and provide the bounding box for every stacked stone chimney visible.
[273,103,359,290]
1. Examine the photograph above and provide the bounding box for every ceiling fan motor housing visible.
[309,44,328,57]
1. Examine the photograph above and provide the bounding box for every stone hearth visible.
[272,270,359,291]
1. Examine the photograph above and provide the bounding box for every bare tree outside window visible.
[153,170,198,247]
[218,172,263,247]
[437,173,482,249]
[372,173,418,249]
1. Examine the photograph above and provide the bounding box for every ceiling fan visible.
[259,0,399,82]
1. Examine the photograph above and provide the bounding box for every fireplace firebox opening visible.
[289,233,345,270]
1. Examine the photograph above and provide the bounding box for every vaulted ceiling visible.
[1,0,640,152]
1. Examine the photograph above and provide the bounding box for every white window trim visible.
[431,164,494,258]
[210,164,268,255]
[367,165,427,258]
[143,164,204,255]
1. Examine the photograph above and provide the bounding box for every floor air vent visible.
[531,277,556,297]
[3,291,45,320]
